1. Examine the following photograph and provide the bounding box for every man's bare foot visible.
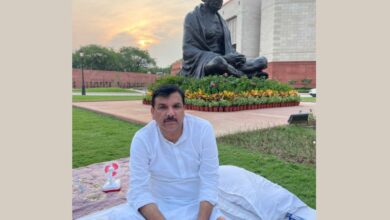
[216,216,225,220]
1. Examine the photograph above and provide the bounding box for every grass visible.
[217,125,316,165]
[72,108,316,208]
[218,143,315,208]
[72,107,143,168]
[72,87,140,93]
[295,88,311,93]
[300,97,316,102]
[72,96,143,102]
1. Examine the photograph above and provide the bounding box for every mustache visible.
[163,116,177,123]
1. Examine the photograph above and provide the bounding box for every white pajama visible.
[127,114,222,220]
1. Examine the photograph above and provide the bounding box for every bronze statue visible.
[180,0,268,79]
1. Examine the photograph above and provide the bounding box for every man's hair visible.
[151,84,185,107]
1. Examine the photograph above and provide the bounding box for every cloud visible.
[107,32,136,50]
[73,0,197,66]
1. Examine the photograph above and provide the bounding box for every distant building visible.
[221,0,316,87]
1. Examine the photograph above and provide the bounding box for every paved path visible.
[72,92,145,96]
[72,100,315,137]
[72,88,147,96]
[299,93,312,98]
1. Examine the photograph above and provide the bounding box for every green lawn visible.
[73,107,316,208]
[73,96,143,102]
[73,87,140,93]
[218,143,315,208]
[73,107,143,168]
[217,125,316,165]
[300,97,316,102]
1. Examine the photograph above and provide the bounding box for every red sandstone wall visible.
[72,69,158,88]
[170,59,182,76]
[265,61,316,88]
[168,60,316,88]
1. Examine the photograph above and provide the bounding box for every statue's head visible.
[202,0,223,12]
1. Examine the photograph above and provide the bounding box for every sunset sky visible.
[72,0,229,67]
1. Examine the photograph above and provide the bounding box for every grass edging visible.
[73,96,143,102]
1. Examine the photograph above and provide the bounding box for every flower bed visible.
[142,75,300,112]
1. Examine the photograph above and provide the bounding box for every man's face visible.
[205,0,223,11]
[151,92,185,135]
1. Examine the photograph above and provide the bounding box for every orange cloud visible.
[73,0,197,65]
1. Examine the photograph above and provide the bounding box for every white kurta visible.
[126,114,222,220]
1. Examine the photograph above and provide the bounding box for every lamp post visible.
[80,52,86,96]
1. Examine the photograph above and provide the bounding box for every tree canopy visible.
[72,45,170,74]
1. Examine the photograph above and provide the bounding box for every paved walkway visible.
[72,92,145,96]
[72,100,315,137]
[72,88,147,96]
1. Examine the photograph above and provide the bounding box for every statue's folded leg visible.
[239,56,268,73]
[204,56,244,77]
[253,71,269,79]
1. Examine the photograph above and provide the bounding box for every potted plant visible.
[143,95,152,105]
[191,99,198,111]
[185,99,192,110]
[232,97,240,111]
[217,100,225,112]
[210,101,219,112]
[247,96,256,110]
[235,97,246,111]
[219,99,229,112]
[198,99,207,111]
[274,96,282,107]
[259,97,267,108]
[254,97,261,109]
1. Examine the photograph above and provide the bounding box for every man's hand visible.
[223,53,246,67]
[197,201,214,220]
[139,203,165,220]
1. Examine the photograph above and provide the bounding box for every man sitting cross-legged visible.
[127,84,225,220]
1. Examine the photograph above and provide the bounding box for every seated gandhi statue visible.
[180,0,268,79]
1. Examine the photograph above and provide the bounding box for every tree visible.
[72,45,158,73]
[72,44,121,71]
[119,47,156,73]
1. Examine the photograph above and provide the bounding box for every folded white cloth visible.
[217,165,315,220]
[77,165,316,220]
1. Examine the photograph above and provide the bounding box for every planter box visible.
[179,101,299,112]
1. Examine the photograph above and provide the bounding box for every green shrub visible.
[145,75,299,107]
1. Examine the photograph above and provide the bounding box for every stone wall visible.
[170,59,182,76]
[260,0,316,62]
[72,69,158,88]
[220,0,262,58]
[260,0,277,60]
[266,61,316,87]
[240,0,262,58]
[220,0,242,51]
